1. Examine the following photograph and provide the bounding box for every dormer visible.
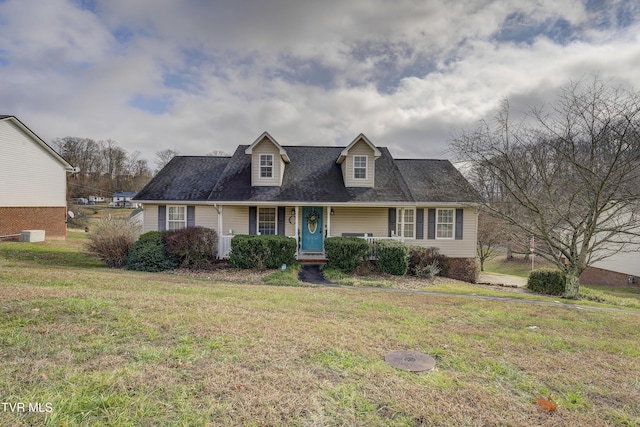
[245,131,290,187]
[336,133,381,188]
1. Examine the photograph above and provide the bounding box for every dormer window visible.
[260,154,274,178]
[354,155,367,179]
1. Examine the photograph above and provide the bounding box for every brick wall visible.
[580,266,640,289]
[0,207,67,239]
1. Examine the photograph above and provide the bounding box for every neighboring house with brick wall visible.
[0,115,76,239]
[134,132,479,268]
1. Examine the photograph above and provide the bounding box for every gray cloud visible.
[1,0,639,164]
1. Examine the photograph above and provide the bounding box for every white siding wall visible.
[251,138,284,187]
[329,207,389,237]
[142,204,219,233]
[411,207,478,258]
[342,140,375,188]
[0,120,68,207]
[142,204,159,233]
[222,205,249,235]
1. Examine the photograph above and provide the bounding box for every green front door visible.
[301,206,323,252]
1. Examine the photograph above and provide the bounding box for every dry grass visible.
[1,238,639,426]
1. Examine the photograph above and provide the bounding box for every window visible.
[353,155,367,179]
[396,208,415,238]
[260,154,273,178]
[167,206,186,231]
[436,208,454,239]
[258,207,276,235]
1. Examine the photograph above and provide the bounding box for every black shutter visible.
[416,208,424,240]
[158,205,166,231]
[455,208,463,240]
[187,206,195,228]
[388,208,396,237]
[249,206,257,235]
[427,208,436,240]
[277,206,285,235]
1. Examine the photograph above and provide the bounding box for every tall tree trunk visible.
[564,270,580,299]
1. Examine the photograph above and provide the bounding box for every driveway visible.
[478,272,527,288]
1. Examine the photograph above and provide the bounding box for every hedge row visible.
[126,227,218,272]
[229,235,296,270]
[324,237,370,273]
[323,237,479,282]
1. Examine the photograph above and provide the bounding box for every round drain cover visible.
[385,350,435,372]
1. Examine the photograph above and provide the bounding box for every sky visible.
[1,0,640,165]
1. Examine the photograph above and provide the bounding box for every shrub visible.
[408,247,450,278]
[229,235,296,270]
[375,240,409,275]
[126,231,179,272]
[86,216,140,268]
[164,226,218,269]
[414,261,441,282]
[448,258,480,283]
[527,269,566,295]
[324,237,370,273]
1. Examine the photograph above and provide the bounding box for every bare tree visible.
[207,149,231,156]
[155,149,180,172]
[452,77,640,298]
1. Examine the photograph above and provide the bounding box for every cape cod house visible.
[0,115,75,239]
[133,132,479,262]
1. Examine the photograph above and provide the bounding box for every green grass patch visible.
[322,266,393,287]
[262,264,302,286]
[1,239,640,425]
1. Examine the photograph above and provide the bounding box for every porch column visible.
[294,206,299,255]
[326,206,331,238]
[400,208,405,240]
[216,205,223,259]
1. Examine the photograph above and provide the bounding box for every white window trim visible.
[353,155,367,180]
[396,207,415,239]
[260,154,274,178]
[257,206,277,235]
[167,205,187,231]
[436,208,455,240]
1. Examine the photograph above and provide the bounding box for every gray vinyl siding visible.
[341,139,375,188]
[0,120,68,207]
[251,138,285,187]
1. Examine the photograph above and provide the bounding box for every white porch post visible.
[400,208,405,240]
[216,205,223,258]
[327,205,331,238]
[294,206,299,256]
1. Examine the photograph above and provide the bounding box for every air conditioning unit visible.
[20,230,45,242]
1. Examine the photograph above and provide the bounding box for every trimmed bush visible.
[164,226,218,269]
[324,237,371,273]
[527,269,566,296]
[448,258,480,283]
[408,247,450,278]
[375,240,408,275]
[126,231,179,272]
[87,216,140,268]
[229,235,296,270]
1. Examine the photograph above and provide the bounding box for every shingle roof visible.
[134,156,231,201]
[134,145,476,204]
[206,145,414,203]
[395,159,480,203]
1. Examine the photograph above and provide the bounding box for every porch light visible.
[330,208,334,215]
[291,208,295,215]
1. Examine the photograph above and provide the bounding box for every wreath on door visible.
[307,209,319,234]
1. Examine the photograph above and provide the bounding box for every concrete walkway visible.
[478,272,528,288]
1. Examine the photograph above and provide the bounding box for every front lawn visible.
[1,237,639,425]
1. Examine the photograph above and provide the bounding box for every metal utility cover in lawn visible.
[385,350,435,372]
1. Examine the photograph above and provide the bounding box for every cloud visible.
[1,0,640,165]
